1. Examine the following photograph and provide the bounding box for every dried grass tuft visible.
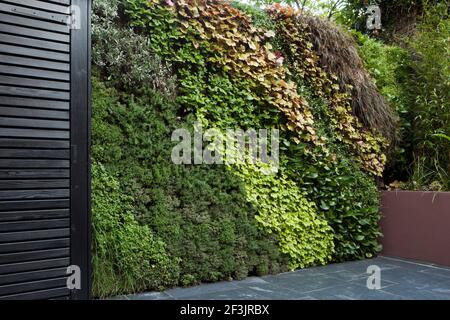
[300,15,398,142]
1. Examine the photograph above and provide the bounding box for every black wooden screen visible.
[0,0,90,299]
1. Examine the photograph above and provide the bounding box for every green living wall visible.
[91,0,395,297]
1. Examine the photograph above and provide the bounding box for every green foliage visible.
[433,134,450,143]
[125,0,340,268]
[91,161,179,298]
[188,72,335,268]
[91,0,389,297]
[231,1,276,30]
[354,3,449,190]
[234,164,335,269]
[123,0,385,266]
[91,78,290,290]
[189,73,282,130]
[126,0,320,149]
[341,0,447,33]
[268,5,388,176]
[406,2,450,189]
[190,36,380,263]
[282,83,382,261]
[355,33,409,113]
[355,32,413,181]
[92,0,176,94]
[286,152,382,261]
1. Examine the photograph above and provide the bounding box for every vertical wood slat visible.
[69,0,91,300]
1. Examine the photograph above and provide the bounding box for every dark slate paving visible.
[120,256,450,300]
[125,292,172,300]
[164,281,239,299]
[306,284,403,300]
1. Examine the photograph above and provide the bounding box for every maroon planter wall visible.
[380,191,450,267]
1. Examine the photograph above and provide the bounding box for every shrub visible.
[285,150,382,261]
[126,0,320,150]
[355,32,414,183]
[342,0,448,35]
[354,3,450,190]
[92,0,176,94]
[91,162,179,298]
[227,10,383,260]
[406,2,450,189]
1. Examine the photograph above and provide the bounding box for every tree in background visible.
[405,2,450,190]
[339,0,448,36]
[250,0,347,19]
[351,1,449,190]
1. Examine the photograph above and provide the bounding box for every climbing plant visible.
[268,5,388,176]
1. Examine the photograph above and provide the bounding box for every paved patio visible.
[117,256,450,300]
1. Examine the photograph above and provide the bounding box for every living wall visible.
[91,0,395,297]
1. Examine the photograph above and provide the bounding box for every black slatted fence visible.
[0,0,90,300]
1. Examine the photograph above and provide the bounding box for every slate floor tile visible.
[420,267,450,280]
[380,269,447,289]
[326,270,368,282]
[382,283,450,300]
[182,288,269,300]
[335,261,400,274]
[263,274,347,293]
[348,277,399,290]
[428,284,450,296]
[110,295,130,300]
[127,292,172,300]
[239,283,312,300]
[307,284,403,300]
[165,281,238,299]
[232,277,270,286]
[116,257,450,300]
[378,256,438,272]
